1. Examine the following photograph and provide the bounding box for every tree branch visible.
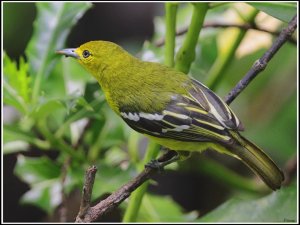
[155,22,297,47]
[75,151,175,222]
[225,14,297,104]
[79,168,155,222]
[75,14,297,223]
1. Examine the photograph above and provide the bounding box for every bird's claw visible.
[145,159,165,172]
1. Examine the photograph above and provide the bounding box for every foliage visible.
[15,155,61,213]
[198,183,297,222]
[248,2,297,23]
[3,2,297,222]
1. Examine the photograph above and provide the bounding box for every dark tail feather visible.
[229,131,284,190]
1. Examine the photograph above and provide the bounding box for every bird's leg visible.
[145,148,191,171]
[145,149,178,172]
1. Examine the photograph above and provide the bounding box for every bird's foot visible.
[145,159,165,172]
[145,150,180,172]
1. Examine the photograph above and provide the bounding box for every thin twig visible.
[76,165,97,222]
[74,14,297,223]
[155,22,297,47]
[225,14,297,104]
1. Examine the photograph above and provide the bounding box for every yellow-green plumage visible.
[74,41,189,114]
[57,40,284,190]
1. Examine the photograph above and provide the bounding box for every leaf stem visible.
[122,141,160,222]
[37,119,83,161]
[205,8,258,90]
[164,3,178,67]
[127,131,141,165]
[175,3,209,73]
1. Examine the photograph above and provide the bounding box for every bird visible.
[57,40,284,190]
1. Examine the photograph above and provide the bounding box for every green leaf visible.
[21,180,62,214]
[4,124,50,152]
[3,53,31,113]
[54,96,104,139]
[4,54,31,102]
[3,141,30,154]
[30,95,95,131]
[26,2,92,102]
[14,155,62,214]
[32,99,66,120]
[15,155,61,184]
[248,2,296,23]
[136,194,196,222]
[3,80,27,114]
[198,184,297,222]
[40,59,66,98]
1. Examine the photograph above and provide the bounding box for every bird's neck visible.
[97,52,142,114]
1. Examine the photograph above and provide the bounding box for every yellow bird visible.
[57,40,284,190]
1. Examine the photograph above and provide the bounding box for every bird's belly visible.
[146,135,228,153]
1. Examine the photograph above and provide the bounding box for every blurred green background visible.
[3,2,297,222]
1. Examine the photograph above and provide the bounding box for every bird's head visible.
[56,40,128,80]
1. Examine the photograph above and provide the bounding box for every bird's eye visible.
[82,50,91,58]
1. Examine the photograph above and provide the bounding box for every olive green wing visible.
[120,78,243,144]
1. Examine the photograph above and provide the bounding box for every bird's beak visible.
[56,48,80,59]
